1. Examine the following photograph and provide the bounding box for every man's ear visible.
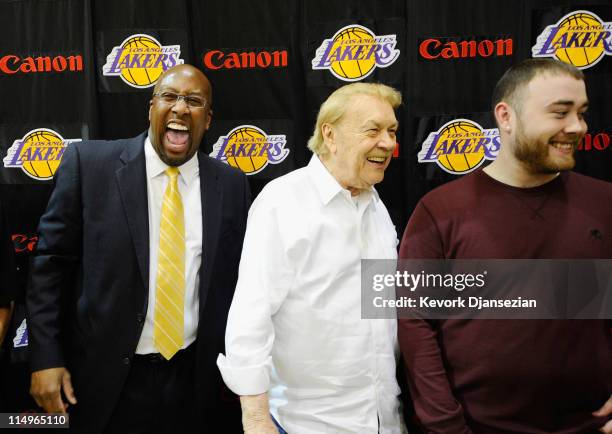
[322,123,337,154]
[494,101,513,133]
[148,100,153,122]
[205,109,213,131]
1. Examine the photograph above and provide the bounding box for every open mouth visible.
[366,156,388,166]
[550,142,574,154]
[165,121,190,152]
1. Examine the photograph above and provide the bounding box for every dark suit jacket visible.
[26,132,250,433]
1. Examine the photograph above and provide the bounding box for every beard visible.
[513,119,577,174]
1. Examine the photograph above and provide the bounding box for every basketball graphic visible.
[119,35,164,87]
[418,119,500,175]
[102,33,184,88]
[225,126,269,173]
[329,26,377,81]
[210,125,289,175]
[532,10,612,70]
[436,121,485,174]
[19,129,63,179]
[3,128,81,181]
[553,12,605,68]
[312,24,400,82]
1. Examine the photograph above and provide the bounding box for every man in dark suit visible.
[26,64,249,434]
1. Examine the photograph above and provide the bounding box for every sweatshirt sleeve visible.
[398,201,472,434]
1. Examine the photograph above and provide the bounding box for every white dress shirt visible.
[218,155,404,434]
[135,137,202,354]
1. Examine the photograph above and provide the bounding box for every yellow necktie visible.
[153,167,185,360]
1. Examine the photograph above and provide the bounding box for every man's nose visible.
[379,131,397,151]
[564,112,587,136]
[172,97,190,115]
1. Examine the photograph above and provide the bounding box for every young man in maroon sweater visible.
[399,59,612,434]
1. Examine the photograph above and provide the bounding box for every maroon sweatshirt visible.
[399,169,612,434]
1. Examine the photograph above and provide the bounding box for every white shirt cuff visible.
[216,353,272,395]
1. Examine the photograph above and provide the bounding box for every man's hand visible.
[244,421,279,434]
[30,367,77,413]
[593,395,612,434]
[240,393,279,434]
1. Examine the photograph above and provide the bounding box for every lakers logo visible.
[312,25,399,81]
[418,120,500,175]
[210,125,289,175]
[102,34,184,88]
[532,10,612,69]
[13,319,28,349]
[3,128,81,180]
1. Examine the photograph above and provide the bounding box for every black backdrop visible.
[1,0,611,266]
[0,0,611,425]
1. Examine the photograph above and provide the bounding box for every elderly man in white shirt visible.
[217,83,405,434]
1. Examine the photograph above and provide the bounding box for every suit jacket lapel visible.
[198,153,223,309]
[115,133,149,296]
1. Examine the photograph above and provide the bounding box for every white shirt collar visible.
[306,154,379,207]
[144,136,199,184]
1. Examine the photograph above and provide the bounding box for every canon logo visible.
[419,37,513,60]
[0,54,83,75]
[11,234,39,253]
[203,49,288,70]
[578,133,610,151]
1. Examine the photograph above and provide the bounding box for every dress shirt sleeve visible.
[398,201,472,434]
[217,190,293,395]
[26,144,83,371]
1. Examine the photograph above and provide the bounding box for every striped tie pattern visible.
[153,167,185,360]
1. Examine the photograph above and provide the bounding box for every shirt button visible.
[136,314,144,324]
[123,357,130,365]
